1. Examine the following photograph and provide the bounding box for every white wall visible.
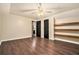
[0,3,33,42]
[0,16,2,40]
[1,14,32,41]
[41,19,44,38]
[54,8,79,20]
[49,17,54,40]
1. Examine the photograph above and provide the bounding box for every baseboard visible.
[0,41,1,45]
[0,36,32,45]
[49,37,54,40]
[55,38,79,45]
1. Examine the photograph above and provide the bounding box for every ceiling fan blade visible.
[45,7,65,10]
[46,11,52,13]
[31,11,37,14]
[19,9,37,12]
[47,7,74,10]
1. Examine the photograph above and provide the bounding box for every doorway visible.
[32,21,36,37]
[44,19,49,39]
[36,21,41,37]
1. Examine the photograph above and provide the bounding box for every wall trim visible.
[1,37,79,45]
[49,38,54,40]
[55,38,79,45]
[0,41,1,45]
[0,36,32,45]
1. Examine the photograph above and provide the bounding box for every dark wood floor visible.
[0,37,79,55]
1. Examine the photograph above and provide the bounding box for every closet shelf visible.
[55,32,79,38]
[54,29,79,31]
[55,22,79,26]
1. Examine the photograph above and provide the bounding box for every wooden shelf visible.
[55,22,79,26]
[55,29,79,31]
[55,32,79,38]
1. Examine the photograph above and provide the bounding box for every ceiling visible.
[10,3,79,19]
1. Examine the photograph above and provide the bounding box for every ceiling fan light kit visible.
[37,3,44,17]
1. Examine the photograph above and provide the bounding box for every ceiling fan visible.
[19,3,54,16]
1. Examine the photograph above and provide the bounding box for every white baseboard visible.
[1,37,79,45]
[55,38,79,45]
[49,37,54,40]
[0,36,32,45]
[0,41,1,45]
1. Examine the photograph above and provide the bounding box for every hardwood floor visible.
[0,37,79,55]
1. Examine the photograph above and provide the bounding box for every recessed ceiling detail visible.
[10,3,79,19]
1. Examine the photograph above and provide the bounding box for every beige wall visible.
[54,8,79,43]
[49,17,54,40]
[0,16,2,40]
[0,3,33,42]
[1,14,32,41]
[41,19,44,38]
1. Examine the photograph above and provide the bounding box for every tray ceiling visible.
[10,3,79,19]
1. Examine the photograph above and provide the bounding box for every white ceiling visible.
[10,3,79,19]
